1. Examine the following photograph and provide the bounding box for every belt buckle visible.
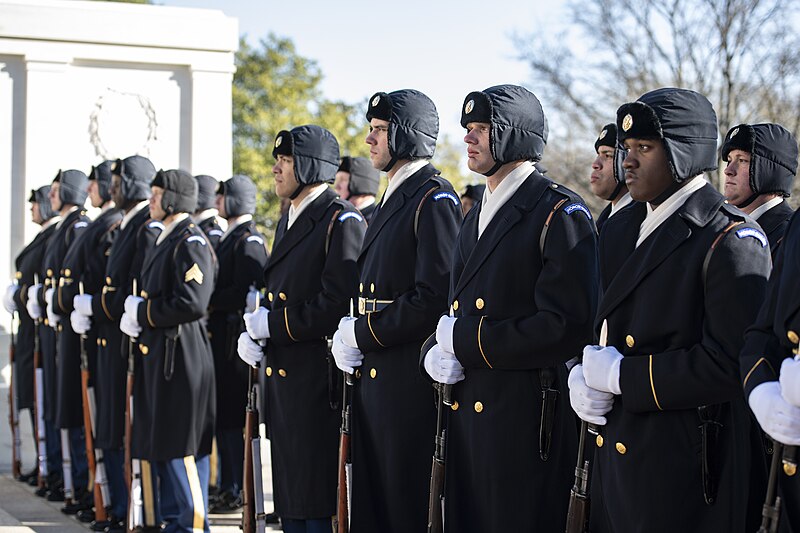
[358,297,366,316]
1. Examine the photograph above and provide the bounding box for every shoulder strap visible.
[325,208,343,256]
[538,198,568,259]
[702,221,743,289]
[414,185,440,238]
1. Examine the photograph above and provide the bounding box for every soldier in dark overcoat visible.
[120,169,216,533]
[571,88,772,533]
[331,89,462,532]
[590,123,637,231]
[4,186,58,483]
[721,123,797,258]
[35,170,92,504]
[420,85,598,532]
[238,125,365,533]
[193,174,224,249]
[205,174,267,512]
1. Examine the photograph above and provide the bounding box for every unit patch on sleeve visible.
[564,203,592,219]
[735,228,768,247]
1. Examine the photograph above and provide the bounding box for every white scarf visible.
[381,159,429,205]
[636,176,707,248]
[609,192,633,218]
[478,161,535,238]
[220,214,253,242]
[120,200,149,230]
[288,184,327,229]
[156,213,190,246]
[749,197,784,221]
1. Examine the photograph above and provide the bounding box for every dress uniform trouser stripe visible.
[183,456,205,533]
[141,460,156,526]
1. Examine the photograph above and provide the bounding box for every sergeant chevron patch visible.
[184,263,204,284]
[564,203,592,219]
[736,228,768,247]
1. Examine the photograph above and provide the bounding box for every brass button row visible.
[139,344,149,355]
[96,338,109,347]
[358,283,376,294]
[789,330,799,345]
[265,367,288,378]
[267,292,287,302]
[451,298,485,311]
[594,435,627,455]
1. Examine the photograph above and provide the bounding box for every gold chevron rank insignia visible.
[184,263,204,285]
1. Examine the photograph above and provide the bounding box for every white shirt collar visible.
[609,192,633,218]
[193,208,219,224]
[55,206,79,229]
[636,176,706,248]
[156,213,190,246]
[749,197,784,221]
[40,216,60,231]
[120,200,149,230]
[288,184,328,229]
[220,213,253,241]
[478,161,535,238]
[381,159,429,205]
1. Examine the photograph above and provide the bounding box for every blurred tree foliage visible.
[233,35,471,243]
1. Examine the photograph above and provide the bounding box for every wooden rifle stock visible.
[78,281,108,521]
[565,421,592,533]
[33,307,47,489]
[242,366,258,533]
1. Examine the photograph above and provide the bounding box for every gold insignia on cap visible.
[599,128,607,140]
[730,127,739,138]
[622,114,633,132]
[371,95,380,107]
[275,136,282,148]
[184,263,204,285]
[465,99,474,114]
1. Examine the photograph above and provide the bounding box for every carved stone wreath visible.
[89,88,158,159]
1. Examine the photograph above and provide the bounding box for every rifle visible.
[566,319,608,533]
[50,275,74,506]
[125,279,142,532]
[243,291,266,533]
[78,282,109,521]
[759,439,785,533]
[334,299,356,533]
[9,309,21,479]
[427,382,446,533]
[33,274,48,490]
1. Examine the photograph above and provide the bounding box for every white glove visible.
[332,329,363,374]
[120,310,141,338]
[124,295,143,318]
[3,283,17,314]
[338,316,359,349]
[73,294,93,317]
[435,315,457,354]
[244,308,271,340]
[423,343,465,385]
[569,364,615,426]
[45,288,60,328]
[750,381,800,446]
[26,284,42,320]
[780,357,800,407]
[582,345,623,395]
[70,310,91,335]
[237,331,264,368]
[245,287,260,314]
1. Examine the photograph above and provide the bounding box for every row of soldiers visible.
[5,82,800,533]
